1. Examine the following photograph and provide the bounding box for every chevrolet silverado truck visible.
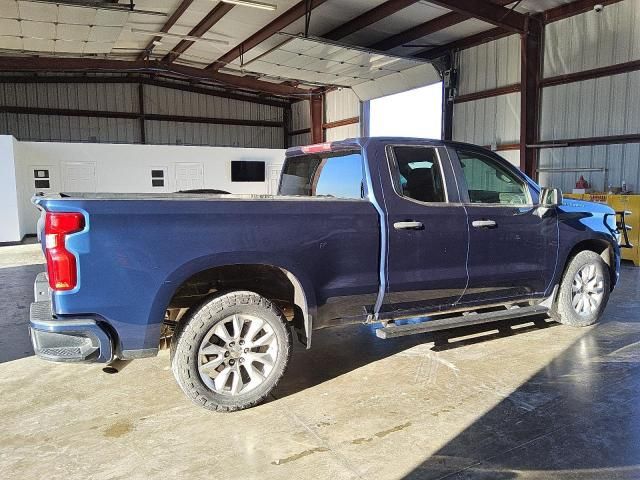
[30,138,627,411]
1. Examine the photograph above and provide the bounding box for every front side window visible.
[390,146,446,203]
[279,152,364,199]
[457,150,530,205]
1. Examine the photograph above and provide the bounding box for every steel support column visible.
[441,54,454,141]
[520,15,543,179]
[310,94,324,144]
[138,83,146,144]
[283,103,291,149]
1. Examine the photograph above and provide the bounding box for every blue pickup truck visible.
[30,138,625,411]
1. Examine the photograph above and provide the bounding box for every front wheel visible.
[171,291,291,411]
[550,250,611,327]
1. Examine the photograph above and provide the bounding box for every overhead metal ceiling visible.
[239,34,441,99]
[0,0,592,96]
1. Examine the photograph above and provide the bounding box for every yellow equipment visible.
[564,193,639,266]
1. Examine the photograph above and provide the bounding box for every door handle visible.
[472,219,497,228]
[394,221,424,230]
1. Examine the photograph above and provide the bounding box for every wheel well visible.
[164,264,307,345]
[564,239,615,285]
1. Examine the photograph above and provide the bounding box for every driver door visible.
[451,147,558,306]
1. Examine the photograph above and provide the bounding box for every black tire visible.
[171,291,291,412]
[550,250,611,327]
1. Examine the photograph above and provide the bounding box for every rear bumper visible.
[29,273,113,363]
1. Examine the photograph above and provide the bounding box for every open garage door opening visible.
[368,84,443,140]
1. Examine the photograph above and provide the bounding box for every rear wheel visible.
[551,250,610,327]
[171,291,291,411]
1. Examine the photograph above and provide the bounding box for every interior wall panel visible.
[538,143,640,192]
[0,81,284,148]
[325,88,360,123]
[544,0,640,78]
[291,100,310,132]
[143,85,283,122]
[3,113,140,143]
[325,123,360,142]
[453,92,520,146]
[540,70,640,141]
[144,121,283,149]
[289,132,311,147]
[0,82,138,111]
[458,35,520,96]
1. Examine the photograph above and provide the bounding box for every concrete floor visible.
[1,243,640,480]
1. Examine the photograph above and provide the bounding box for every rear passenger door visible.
[381,145,469,317]
[451,147,558,305]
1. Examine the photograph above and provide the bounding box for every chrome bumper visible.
[29,273,113,363]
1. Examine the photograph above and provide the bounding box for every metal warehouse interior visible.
[2,0,640,479]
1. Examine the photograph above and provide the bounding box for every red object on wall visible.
[576,176,589,189]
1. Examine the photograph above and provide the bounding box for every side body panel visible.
[447,146,559,305]
[38,196,380,353]
[371,142,469,316]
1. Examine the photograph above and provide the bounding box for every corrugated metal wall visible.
[290,99,311,147]
[144,121,283,148]
[539,0,640,191]
[458,35,521,95]
[325,89,360,122]
[0,79,285,148]
[540,71,640,141]
[453,34,521,166]
[324,88,360,142]
[1,113,141,143]
[539,143,640,193]
[453,93,520,146]
[453,0,639,191]
[288,90,361,145]
[544,0,640,78]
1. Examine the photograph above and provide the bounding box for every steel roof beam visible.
[163,2,235,63]
[425,0,527,33]
[415,26,510,60]
[370,0,512,51]
[322,0,419,41]
[137,0,196,60]
[0,56,307,97]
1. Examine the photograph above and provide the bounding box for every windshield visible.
[278,151,365,199]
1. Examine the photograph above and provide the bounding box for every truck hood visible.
[559,198,615,215]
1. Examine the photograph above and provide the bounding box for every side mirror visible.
[540,187,563,207]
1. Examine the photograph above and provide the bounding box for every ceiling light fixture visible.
[220,0,277,11]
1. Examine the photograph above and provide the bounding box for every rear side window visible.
[279,152,364,199]
[389,146,446,203]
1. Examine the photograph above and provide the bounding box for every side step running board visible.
[375,305,549,339]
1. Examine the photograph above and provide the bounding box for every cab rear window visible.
[279,151,364,199]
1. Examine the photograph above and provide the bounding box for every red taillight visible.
[301,143,332,154]
[45,212,85,291]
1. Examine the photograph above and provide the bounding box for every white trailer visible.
[0,136,285,243]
